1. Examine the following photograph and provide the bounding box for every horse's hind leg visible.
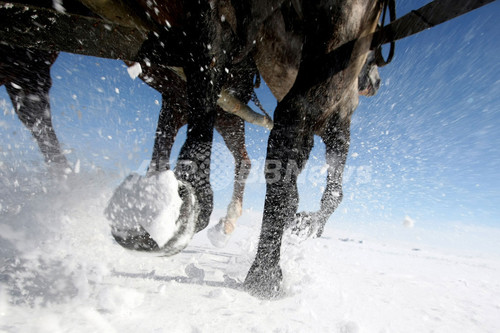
[217,114,251,233]
[5,51,69,173]
[292,115,351,238]
[208,113,251,247]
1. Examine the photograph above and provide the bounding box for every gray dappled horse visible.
[235,0,384,297]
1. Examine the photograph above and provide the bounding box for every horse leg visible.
[170,1,235,233]
[174,66,219,233]
[244,96,314,298]
[217,114,251,234]
[5,54,70,173]
[207,113,251,247]
[147,93,186,174]
[293,115,351,238]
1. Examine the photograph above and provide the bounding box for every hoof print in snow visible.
[105,171,199,256]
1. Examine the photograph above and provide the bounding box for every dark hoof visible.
[105,171,199,256]
[243,261,283,299]
[111,226,160,252]
[287,212,326,240]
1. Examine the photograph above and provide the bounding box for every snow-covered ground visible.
[1,168,499,333]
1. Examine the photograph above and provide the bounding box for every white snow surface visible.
[1,169,500,333]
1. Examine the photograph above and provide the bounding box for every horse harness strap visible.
[374,0,396,67]
[370,0,497,62]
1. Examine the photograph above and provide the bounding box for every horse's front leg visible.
[174,63,219,233]
[293,116,351,238]
[244,96,314,298]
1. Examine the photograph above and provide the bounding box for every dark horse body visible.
[1,0,383,298]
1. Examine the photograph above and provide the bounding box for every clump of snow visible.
[185,263,205,282]
[126,63,142,80]
[98,286,144,313]
[106,171,182,247]
[403,215,415,228]
[140,171,182,247]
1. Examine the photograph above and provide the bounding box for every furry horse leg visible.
[292,115,351,239]
[315,119,350,236]
[208,113,251,247]
[172,2,233,233]
[4,49,70,173]
[245,0,381,298]
[291,54,380,239]
[175,65,218,233]
[244,96,314,298]
[217,115,251,234]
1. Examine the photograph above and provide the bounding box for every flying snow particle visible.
[10,82,21,90]
[52,0,66,13]
[74,159,81,174]
[127,62,142,80]
[403,216,415,228]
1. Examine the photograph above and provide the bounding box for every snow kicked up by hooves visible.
[138,171,183,247]
[106,171,183,248]
[1,168,500,332]
[105,170,199,255]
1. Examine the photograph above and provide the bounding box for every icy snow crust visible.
[1,168,500,332]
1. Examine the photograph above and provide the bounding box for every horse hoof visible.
[207,219,232,248]
[105,171,199,256]
[287,212,325,241]
[243,261,283,299]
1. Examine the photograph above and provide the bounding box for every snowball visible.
[403,216,415,228]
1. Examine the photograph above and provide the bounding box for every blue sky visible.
[1,0,499,232]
